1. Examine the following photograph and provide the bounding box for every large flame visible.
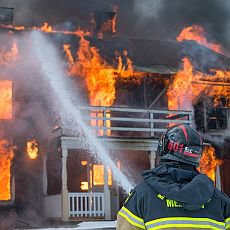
[66,31,115,106]
[64,32,143,105]
[0,21,141,136]
[167,57,230,110]
[0,80,13,120]
[169,26,230,110]
[27,139,38,160]
[0,140,14,201]
[199,145,222,181]
[63,30,143,135]
[177,25,223,54]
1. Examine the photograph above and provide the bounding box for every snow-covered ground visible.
[25,221,116,230]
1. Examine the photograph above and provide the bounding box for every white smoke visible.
[134,0,163,19]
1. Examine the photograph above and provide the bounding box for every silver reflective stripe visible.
[119,207,145,228]
[146,219,225,230]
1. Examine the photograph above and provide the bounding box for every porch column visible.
[227,109,230,130]
[150,151,156,168]
[43,153,47,195]
[11,176,15,202]
[104,165,111,220]
[61,148,69,221]
[216,165,222,191]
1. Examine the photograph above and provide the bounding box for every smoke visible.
[133,0,230,49]
[0,209,17,230]
[0,0,229,51]
[0,32,56,141]
[134,0,162,19]
[201,129,230,158]
[0,32,59,226]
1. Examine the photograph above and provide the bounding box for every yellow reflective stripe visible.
[118,207,145,229]
[122,206,144,223]
[225,217,230,229]
[225,217,230,223]
[147,223,223,230]
[118,212,145,229]
[146,217,225,227]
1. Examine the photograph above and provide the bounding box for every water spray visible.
[31,31,134,193]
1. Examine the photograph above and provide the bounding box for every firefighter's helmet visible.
[156,124,203,166]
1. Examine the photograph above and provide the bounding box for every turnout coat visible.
[117,164,230,230]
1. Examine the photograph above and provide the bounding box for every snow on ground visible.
[25,221,117,229]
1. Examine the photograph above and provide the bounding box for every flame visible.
[80,181,88,190]
[40,22,53,33]
[81,160,88,166]
[0,80,12,120]
[63,44,74,67]
[199,145,222,181]
[167,57,230,110]
[63,30,143,135]
[177,25,223,54]
[169,26,230,110]
[64,30,143,106]
[92,164,112,186]
[14,26,25,31]
[0,41,18,65]
[0,140,14,200]
[97,12,117,39]
[1,21,92,37]
[27,139,38,160]
[66,32,116,106]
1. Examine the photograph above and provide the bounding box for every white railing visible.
[78,106,193,137]
[69,192,104,218]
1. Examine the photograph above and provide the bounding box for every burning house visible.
[0,3,229,228]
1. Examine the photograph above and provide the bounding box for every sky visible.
[0,0,230,51]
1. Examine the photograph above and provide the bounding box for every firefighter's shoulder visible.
[213,188,230,203]
[124,181,154,206]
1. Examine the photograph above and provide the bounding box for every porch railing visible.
[68,192,104,218]
[78,106,193,137]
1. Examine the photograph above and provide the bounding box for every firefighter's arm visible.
[116,190,145,230]
[117,214,144,230]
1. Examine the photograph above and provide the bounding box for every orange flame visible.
[92,164,112,186]
[167,57,230,110]
[0,140,14,200]
[177,25,223,54]
[199,145,222,181]
[0,21,92,38]
[97,12,117,39]
[40,22,53,33]
[0,80,13,120]
[66,32,116,106]
[14,26,25,31]
[64,32,143,107]
[27,139,38,160]
[63,44,74,67]
[63,30,143,135]
[0,41,18,65]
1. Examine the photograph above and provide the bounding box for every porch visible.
[43,106,193,221]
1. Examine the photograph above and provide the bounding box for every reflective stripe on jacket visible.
[116,164,230,230]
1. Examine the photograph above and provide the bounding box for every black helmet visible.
[156,124,203,167]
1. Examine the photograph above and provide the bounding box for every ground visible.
[17,221,116,230]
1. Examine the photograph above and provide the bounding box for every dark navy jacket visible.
[117,164,230,229]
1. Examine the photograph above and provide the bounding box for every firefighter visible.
[117,124,230,229]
